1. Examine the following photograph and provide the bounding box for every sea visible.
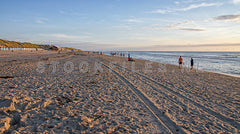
[104,51,240,78]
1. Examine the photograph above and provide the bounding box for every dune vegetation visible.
[0,39,79,51]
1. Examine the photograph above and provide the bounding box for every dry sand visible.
[0,50,239,133]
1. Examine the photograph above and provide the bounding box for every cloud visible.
[50,34,76,39]
[59,10,67,14]
[149,2,222,14]
[59,10,86,17]
[166,21,193,29]
[212,14,240,22]
[178,2,222,11]
[175,1,180,5]
[35,17,48,24]
[179,28,206,31]
[35,20,45,24]
[124,19,143,23]
[149,9,170,14]
[165,21,206,32]
[39,34,90,40]
[143,21,198,31]
[141,26,163,31]
[148,9,173,14]
[233,0,240,4]
[112,25,133,31]
[182,0,217,4]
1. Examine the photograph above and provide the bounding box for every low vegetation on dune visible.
[0,39,39,48]
[61,47,80,51]
[0,39,80,51]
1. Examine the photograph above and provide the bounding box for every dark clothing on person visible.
[191,58,194,70]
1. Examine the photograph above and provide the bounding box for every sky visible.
[0,0,240,51]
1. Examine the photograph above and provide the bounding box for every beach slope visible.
[0,51,239,133]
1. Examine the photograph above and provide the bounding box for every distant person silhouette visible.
[191,58,194,70]
[179,56,183,68]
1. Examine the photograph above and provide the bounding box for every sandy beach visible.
[0,50,239,133]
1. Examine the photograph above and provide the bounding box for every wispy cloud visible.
[141,21,198,31]
[164,21,205,31]
[149,2,222,14]
[181,0,216,4]
[174,1,180,5]
[112,25,133,31]
[35,17,48,24]
[179,28,206,31]
[39,34,91,40]
[178,2,222,11]
[212,14,240,22]
[233,0,240,4]
[59,9,86,17]
[165,21,193,29]
[124,19,143,23]
[141,26,163,31]
[35,20,45,24]
[149,9,170,14]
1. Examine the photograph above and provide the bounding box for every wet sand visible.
[0,50,239,133]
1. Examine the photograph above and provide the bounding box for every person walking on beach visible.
[179,56,183,68]
[191,58,194,70]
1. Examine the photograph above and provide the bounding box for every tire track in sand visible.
[101,63,185,134]
[100,58,240,130]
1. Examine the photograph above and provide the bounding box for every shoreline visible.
[1,50,239,79]
[103,52,240,78]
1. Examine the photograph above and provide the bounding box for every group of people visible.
[110,52,126,57]
[110,52,134,61]
[126,54,194,69]
[178,56,194,70]
[128,54,135,61]
[127,55,193,69]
